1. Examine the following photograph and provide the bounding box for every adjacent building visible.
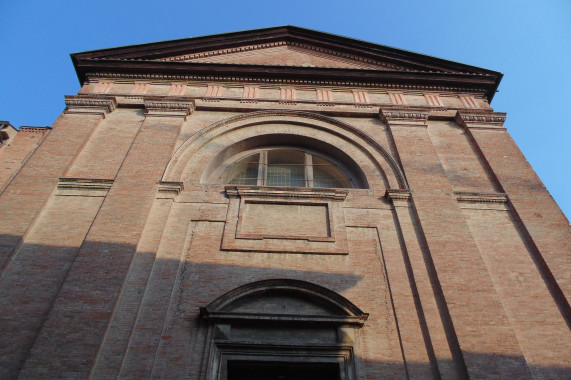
[0,26,569,379]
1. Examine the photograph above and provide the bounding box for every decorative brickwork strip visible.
[86,72,487,95]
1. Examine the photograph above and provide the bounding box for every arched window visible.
[219,148,354,188]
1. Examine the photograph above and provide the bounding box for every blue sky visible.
[1,1,569,220]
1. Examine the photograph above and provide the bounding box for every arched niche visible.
[199,279,368,380]
[162,110,408,190]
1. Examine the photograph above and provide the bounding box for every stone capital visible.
[144,99,195,119]
[379,107,429,127]
[455,110,507,130]
[385,188,412,207]
[64,95,117,118]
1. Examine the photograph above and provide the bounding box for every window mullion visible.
[305,153,313,187]
[258,150,267,186]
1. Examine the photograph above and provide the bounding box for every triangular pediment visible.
[71,26,503,100]
[154,42,399,71]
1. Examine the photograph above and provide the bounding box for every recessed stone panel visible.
[221,186,348,254]
[238,201,330,241]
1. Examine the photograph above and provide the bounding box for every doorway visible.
[227,360,341,380]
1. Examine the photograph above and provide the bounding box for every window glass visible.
[312,155,352,188]
[266,149,306,187]
[220,153,259,185]
[220,149,354,188]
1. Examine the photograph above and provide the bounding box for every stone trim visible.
[163,110,408,190]
[56,177,113,197]
[144,99,195,118]
[455,191,510,211]
[225,185,348,202]
[455,111,507,130]
[64,95,116,118]
[157,181,184,199]
[385,188,412,208]
[200,278,368,326]
[454,191,508,204]
[379,107,429,127]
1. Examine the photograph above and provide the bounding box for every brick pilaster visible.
[457,110,571,320]
[384,189,458,379]
[18,100,194,379]
[381,107,529,379]
[0,96,116,272]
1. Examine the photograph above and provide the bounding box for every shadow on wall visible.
[0,235,569,379]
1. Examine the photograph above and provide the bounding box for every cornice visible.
[454,191,508,204]
[64,95,117,118]
[379,107,430,127]
[455,110,507,130]
[144,98,195,118]
[157,181,184,199]
[225,185,348,201]
[385,189,412,207]
[57,177,113,197]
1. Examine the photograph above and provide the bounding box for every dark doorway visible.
[227,360,341,380]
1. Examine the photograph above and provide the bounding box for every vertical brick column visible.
[384,189,457,379]
[18,100,194,379]
[381,108,529,379]
[0,96,115,271]
[457,111,571,319]
[0,126,51,192]
[0,96,115,379]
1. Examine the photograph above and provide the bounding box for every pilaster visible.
[385,189,458,379]
[381,107,530,379]
[457,110,571,319]
[0,95,114,272]
[18,100,194,379]
[0,95,115,380]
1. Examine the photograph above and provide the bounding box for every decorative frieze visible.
[144,99,195,118]
[388,93,406,105]
[86,72,487,95]
[64,95,117,118]
[459,95,479,109]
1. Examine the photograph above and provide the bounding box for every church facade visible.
[0,26,569,379]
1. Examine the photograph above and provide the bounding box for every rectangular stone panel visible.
[238,201,330,241]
